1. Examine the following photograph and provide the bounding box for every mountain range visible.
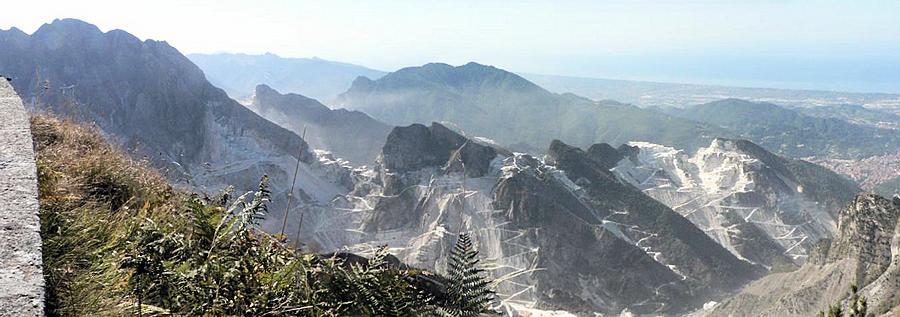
[666,99,900,159]
[3,18,899,316]
[248,84,392,165]
[299,122,763,315]
[790,103,900,130]
[335,62,729,154]
[188,52,386,101]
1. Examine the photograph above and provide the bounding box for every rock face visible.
[709,193,900,316]
[0,19,355,234]
[299,124,760,316]
[249,84,392,165]
[334,62,729,154]
[0,79,43,316]
[380,123,501,178]
[609,138,859,268]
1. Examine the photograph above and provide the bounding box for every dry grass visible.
[31,114,183,316]
[31,114,174,209]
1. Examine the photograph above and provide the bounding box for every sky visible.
[2,0,899,93]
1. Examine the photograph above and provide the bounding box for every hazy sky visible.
[3,0,899,93]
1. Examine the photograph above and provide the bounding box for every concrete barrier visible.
[0,78,44,316]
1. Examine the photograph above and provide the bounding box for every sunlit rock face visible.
[709,194,900,317]
[609,138,859,268]
[297,123,760,316]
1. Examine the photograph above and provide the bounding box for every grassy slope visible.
[34,114,178,315]
[32,114,462,316]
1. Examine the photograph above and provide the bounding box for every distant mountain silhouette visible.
[189,52,386,101]
[791,103,900,130]
[335,62,729,154]
[671,98,900,159]
[250,84,392,165]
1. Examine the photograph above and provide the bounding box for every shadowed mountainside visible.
[0,19,313,196]
[249,84,392,165]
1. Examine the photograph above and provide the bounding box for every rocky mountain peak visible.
[352,61,547,96]
[546,139,618,183]
[379,122,498,178]
[709,137,788,170]
[813,194,900,282]
[586,143,626,169]
[347,75,376,92]
[0,26,27,40]
[253,84,329,113]
[0,18,324,209]
[838,193,899,234]
[35,18,103,36]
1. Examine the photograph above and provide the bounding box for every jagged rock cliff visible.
[609,138,859,268]
[708,193,900,316]
[296,123,760,316]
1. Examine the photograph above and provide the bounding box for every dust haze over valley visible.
[2,1,900,316]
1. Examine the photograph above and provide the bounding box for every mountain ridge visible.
[0,18,358,231]
[249,84,392,165]
[335,61,730,155]
[670,98,900,159]
[188,52,386,101]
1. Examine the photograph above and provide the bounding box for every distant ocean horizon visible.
[527,54,900,95]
